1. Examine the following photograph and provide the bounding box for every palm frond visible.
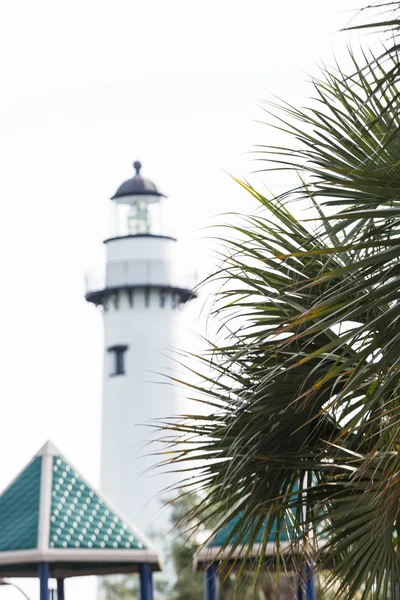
[157,39,400,600]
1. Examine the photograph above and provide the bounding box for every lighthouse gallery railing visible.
[85,259,198,295]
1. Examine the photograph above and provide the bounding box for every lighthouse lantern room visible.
[110,160,166,237]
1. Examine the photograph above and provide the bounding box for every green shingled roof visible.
[195,491,325,569]
[50,456,145,551]
[195,511,302,569]
[211,513,292,548]
[0,456,41,551]
[0,441,161,578]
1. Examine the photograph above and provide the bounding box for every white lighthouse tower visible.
[85,161,196,536]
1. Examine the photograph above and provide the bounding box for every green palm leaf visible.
[157,25,400,600]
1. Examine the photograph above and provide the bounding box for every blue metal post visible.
[306,561,316,600]
[204,562,219,600]
[140,563,153,600]
[57,578,65,600]
[297,562,316,600]
[39,563,50,600]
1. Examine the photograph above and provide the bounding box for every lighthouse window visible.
[112,292,120,310]
[144,287,150,308]
[172,293,179,309]
[108,345,128,376]
[160,289,167,308]
[127,289,134,308]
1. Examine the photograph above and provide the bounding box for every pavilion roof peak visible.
[34,440,60,458]
[0,441,161,578]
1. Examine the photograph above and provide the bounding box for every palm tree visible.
[157,19,400,600]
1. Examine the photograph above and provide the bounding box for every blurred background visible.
[0,1,364,597]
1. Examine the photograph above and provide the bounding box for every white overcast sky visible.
[0,0,371,597]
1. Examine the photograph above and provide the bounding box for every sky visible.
[0,0,369,597]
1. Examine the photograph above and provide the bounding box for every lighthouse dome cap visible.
[111,160,166,200]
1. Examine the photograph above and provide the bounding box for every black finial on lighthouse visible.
[111,160,166,200]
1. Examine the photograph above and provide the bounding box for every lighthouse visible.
[85,161,196,536]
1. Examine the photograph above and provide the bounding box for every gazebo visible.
[0,441,161,600]
[195,513,317,600]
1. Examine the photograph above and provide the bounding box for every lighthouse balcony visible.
[85,259,198,305]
